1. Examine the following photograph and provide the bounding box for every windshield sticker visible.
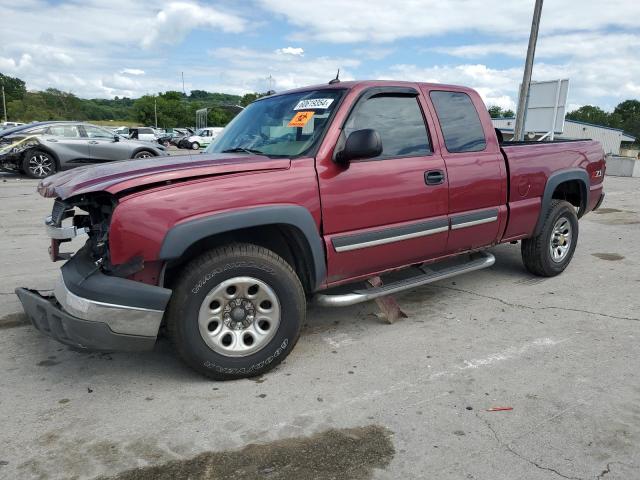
[293,98,334,110]
[288,111,315,128]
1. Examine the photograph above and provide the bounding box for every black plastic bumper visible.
[15,288,156,351]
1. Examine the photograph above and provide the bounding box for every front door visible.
[42,124,90,166]
[318,87,449,285]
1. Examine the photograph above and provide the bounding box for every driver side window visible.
[344,94,431,159]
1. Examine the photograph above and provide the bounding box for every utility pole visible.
[267,74,274,91]
[154,96,158,128]
[514,0,543,141]
[181,72,185,96]
[1,85,7,124]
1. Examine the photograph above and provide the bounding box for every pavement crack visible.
[475,412,583,480]
[596,462,634,479]
[431,285,639,322]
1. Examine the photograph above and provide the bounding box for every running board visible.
[314,251,495,307]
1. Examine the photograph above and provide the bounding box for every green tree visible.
[0,73,26,102]
[488,106,503,118]
[566,105,613,126]
[613,100,640,143]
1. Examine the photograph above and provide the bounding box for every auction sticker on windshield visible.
[288,111,315,127]
[294,98,334,110]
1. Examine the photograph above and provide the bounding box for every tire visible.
[133,150,155,159]
[166,243,306,380]
[191,142,200,150]
[22,149,57,179]
[521,200,579,277]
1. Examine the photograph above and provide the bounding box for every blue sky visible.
[1,0,639,111]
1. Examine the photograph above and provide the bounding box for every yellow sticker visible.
[288,111,315,127]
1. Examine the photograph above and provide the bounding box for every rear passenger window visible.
[344,95,431,158]
[430,91,486,153]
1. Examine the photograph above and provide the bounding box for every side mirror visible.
[113,135,120,142]
[335,129,382,165]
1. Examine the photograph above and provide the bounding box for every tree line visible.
[2,72,638,144]
[1,73,264,128]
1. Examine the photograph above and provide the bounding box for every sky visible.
[1,0,639,112]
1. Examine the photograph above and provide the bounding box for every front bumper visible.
[16,246,172,351]
[15,288,157,351]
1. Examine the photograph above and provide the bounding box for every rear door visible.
[425,88,507,253]
[42,124,90,166]
[318,86,449,284]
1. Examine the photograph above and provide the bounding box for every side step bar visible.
[314,251,495,307]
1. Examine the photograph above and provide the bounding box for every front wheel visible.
[166,243,305,380]
[521,200,579,277]
[190,142,200,150]
[22,150,57,178]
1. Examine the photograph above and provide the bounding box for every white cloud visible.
[207,47,359,93]
[259,0,640,43]
[140,2,246,48]
[275,47,304,56]
[120,69,145,76]
[380,63,520,110]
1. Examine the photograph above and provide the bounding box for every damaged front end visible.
[16,193,172,352]
[46,193,115,263]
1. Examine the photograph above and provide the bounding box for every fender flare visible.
[533,168,589,236]
[158,205,326,290]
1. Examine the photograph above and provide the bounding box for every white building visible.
[492,117,636,156]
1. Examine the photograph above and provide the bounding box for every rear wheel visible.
[133,150,155,159]
[521,200,579,277]
[166,243,305,380]
[22,150,57,178]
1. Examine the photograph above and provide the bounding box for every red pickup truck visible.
[17,80,605,380]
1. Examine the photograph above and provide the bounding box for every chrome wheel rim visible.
[28,154,53,177]
[191,143,199,150]
[550,216,572,262]
[198,276,280,357]
[137,152,153,158]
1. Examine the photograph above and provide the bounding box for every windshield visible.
[206,89,344,157]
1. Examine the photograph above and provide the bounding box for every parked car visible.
[0,121,25,131]
[0,121,168,178]
[185,127,224,150]
[17,80,605,380]
[128,127,157,142]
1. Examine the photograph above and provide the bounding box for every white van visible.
[187,127,224,150]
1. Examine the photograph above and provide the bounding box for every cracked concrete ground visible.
[0,173,638,480]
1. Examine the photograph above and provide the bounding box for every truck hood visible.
[38,153,291,200]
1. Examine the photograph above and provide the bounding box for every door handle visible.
[46,138,58,142]
[88,141,99,144]
[425,170,445,185]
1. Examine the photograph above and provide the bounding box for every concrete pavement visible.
[0,174,638,479]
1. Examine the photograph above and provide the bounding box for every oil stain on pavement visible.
[0,312,28,330]
[592,253,625,261]
[98,425,394,480]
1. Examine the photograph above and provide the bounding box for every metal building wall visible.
[491,118,634,155]
[556,122,629,155]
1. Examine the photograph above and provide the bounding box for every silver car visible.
[0,121,168,178]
